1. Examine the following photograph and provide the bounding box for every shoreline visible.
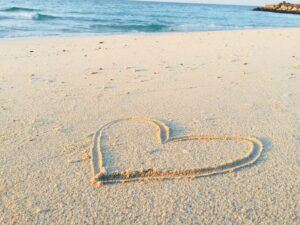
[1,27,300,41]
[254,8,300,15]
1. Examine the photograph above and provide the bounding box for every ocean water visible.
[1,0,300,38]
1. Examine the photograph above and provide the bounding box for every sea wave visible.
[0,15,10,20]
[0,6,36,12]
[32,13,61,21]
[90,23,169,32]
[0,12,60,21]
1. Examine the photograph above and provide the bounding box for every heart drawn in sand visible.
[90,116,263,186]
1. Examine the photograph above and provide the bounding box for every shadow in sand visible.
[256,136,272,164]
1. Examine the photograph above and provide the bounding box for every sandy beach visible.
[0,29,299,224]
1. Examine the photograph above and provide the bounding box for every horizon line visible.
[132,0,260,7]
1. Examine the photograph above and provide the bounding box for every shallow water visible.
[1,0,300,38]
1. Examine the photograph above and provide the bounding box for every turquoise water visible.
[1,0,300,38]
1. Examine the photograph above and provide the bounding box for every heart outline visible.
[90,116,263,186]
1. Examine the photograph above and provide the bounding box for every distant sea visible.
[1,0,300,38]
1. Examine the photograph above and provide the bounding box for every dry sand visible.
[0,29,299,224]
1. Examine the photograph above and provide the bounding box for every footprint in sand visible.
[89,117,264,186]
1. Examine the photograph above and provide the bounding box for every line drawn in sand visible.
[90,116,264,186]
